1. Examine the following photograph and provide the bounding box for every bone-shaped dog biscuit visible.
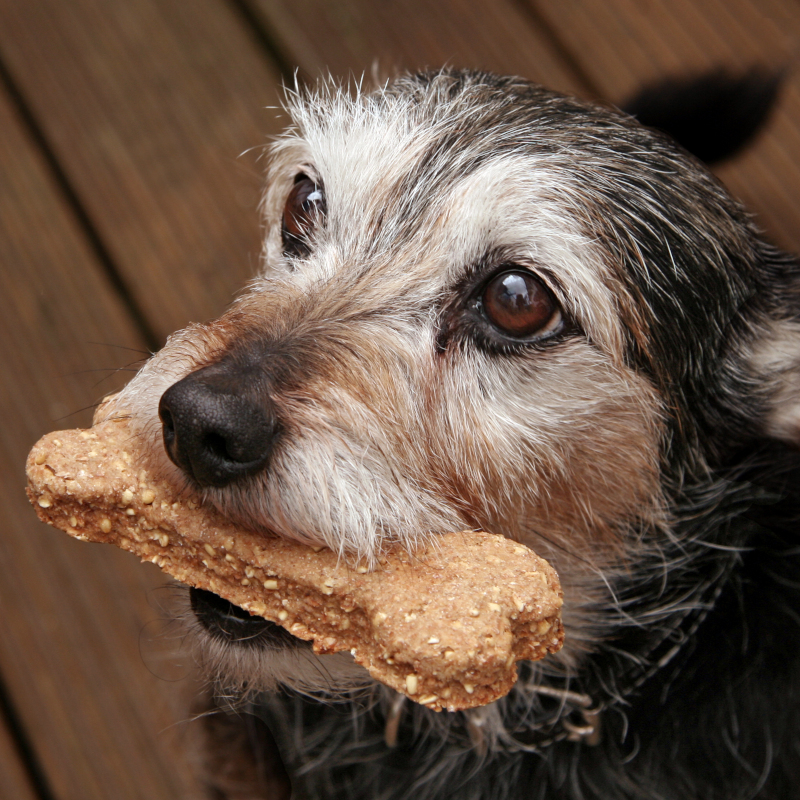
[26,418,563,712]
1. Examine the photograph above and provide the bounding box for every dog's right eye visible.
[480,269,562,341]
[282,174,326,257]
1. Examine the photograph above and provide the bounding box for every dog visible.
[107,69,800,799]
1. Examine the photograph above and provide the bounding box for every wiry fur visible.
[107,71,800,798]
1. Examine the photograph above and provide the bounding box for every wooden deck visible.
[1,1,798,797]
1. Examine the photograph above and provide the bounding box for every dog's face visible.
[108,72,797,706]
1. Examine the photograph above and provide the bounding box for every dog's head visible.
[108,70,800,725]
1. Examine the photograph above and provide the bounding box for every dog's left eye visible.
[480,270,562,339]
[282,174,326,257]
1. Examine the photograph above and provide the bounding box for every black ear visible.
[623,67,784,165]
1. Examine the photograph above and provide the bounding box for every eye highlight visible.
[480,269,562,340]
[281,174,326,257]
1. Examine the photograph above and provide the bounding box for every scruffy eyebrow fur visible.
[105,69,800,800]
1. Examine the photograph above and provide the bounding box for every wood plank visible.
[0,0,286,343]
[528,0,800,253]
[249,0,588,95]
[0,80,205,799]
[531,0,795,100]
[7,2,795,797]
[0,715,38,800]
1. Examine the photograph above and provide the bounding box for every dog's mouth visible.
[189,587,309,650]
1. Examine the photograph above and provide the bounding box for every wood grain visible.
[5,0,800,796]
[249,0,589,95]
[0,714,38,800]
[528,0,800,253]
[0,79,204,800]
[0,0,286,343]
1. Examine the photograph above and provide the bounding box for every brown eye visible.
[281,174,326,256]
[481,270,562,339]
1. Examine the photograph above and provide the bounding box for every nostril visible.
[203,431,230,461]
[158,365,278,488]
[160,406,175,447]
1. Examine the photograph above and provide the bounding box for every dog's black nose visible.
[158,361,278,488]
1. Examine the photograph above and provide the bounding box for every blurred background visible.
[1,1,798,798]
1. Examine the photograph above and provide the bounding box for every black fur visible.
[185,71,800,799]
[623,68,783,165]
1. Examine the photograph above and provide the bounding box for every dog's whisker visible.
[53,402,102,422]
[85,340,152,356]
[70,367,141,375]
[384,694,406,748]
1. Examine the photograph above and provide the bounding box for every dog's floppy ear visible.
[623,67,784,165]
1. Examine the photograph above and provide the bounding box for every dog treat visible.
[26,417,563,712]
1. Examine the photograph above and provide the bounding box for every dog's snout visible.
[158,362,277,488]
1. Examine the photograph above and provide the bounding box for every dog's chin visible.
[184,587,373,698]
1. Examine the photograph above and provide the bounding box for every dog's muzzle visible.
[158,358,278,487]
